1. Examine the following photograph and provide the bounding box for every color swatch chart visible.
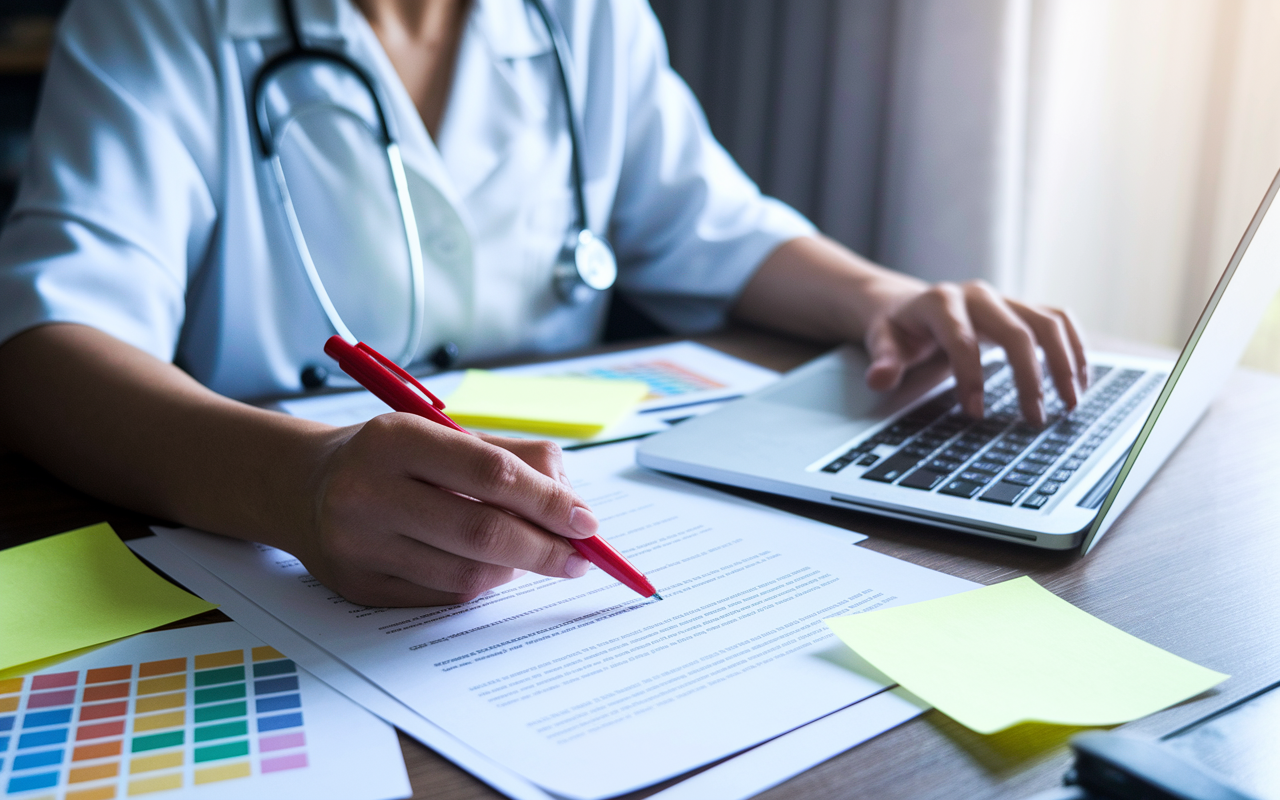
[567,360,726,400]
[0,623,408,800]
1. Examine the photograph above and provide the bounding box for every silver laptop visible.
[638,168,1280,552]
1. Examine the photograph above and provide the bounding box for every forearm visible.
[731,234,927,343]
[0,323,336,550]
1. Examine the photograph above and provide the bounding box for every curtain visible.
[650,0,1280,369]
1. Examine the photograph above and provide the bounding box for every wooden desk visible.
[3,327,1278,800]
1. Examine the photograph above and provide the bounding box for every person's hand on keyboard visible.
[861,281,1087,427]
[730,234,1089,428]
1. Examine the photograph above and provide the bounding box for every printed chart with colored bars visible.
[0,623,408,800]
[565,360,726,401]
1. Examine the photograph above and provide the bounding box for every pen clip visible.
[354,341,448,410]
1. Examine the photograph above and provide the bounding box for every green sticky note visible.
[825,577,1227,734]
[444,370,650,438]
[0,523,215,671]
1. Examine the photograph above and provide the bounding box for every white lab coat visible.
[0,0,813,398]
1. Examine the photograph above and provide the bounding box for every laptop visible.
[638,168,1280,552]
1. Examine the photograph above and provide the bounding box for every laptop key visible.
[980,481,1028,505]
[1002,472,1037,486]
[959,470,994,483]
[900,469,948,490]
[1021,493,1050,509]
[969,460,1005,474]
[940,479,985,498]
[862,453,923,483]
[857,454,879,467]
[1038,481,1062,495]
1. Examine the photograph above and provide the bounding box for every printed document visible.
[155,443,974,799]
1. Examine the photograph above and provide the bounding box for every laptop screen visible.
[1081,167,1280,553]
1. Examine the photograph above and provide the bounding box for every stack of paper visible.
[136,442,978,799]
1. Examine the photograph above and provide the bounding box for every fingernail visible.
[1036,398,1047,425]
[565,553,591,578]
[569,506,599,538]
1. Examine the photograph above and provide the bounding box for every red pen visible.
[323,336,662,601]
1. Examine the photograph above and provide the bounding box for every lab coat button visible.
[431,342,459,370]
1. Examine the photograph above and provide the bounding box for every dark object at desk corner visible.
[1059,731,1261,800]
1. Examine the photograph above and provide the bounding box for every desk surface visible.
[2,327,1278,800]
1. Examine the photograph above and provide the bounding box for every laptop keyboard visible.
[820,362,1165,509]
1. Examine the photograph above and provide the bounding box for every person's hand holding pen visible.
[314,336,660,608]
[301,416,601,607]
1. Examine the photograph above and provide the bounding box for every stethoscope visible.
[251,0,618,387]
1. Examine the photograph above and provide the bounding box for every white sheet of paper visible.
[647,688,926,800]
[128,537,556,800]
[131,538,929,800]
[276,342,778,445]
[153,443,974,799]
[0,622,408,800]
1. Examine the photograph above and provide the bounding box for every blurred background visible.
[4,0,1280,369]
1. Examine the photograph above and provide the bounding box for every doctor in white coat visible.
[0,0,1086,606]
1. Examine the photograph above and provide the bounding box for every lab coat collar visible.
[474,0,553,59]
[225,0,552,57]
[224,0,554,203]
[224,0,351,41]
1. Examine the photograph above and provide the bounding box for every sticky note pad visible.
[0,523,216,672]
[825,577,1227,734]
[443,370,651,437]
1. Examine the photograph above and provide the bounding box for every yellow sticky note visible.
[444,370,650,438]
[0,523,215,671]
[825,577,1227,734]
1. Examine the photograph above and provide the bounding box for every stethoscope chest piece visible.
[555,228,617,304]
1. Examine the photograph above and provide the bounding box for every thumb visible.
[864,323,907,392]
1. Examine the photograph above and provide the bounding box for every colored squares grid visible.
[2,645,315,798]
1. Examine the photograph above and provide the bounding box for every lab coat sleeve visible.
[605,0,815,334]
[0,0,219,363]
